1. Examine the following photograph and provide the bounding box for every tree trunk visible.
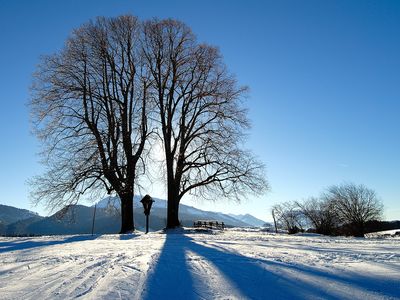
[272,209,278,233]
[120,193,134,233]
[166,183,181,228]
[353,222,365,237]
[164,151,181,228]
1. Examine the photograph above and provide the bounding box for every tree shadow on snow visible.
[207,240,400,299]
[142,234,400,300]
[119,233,141,240]
[141,234,197,300]
[0,234,101,253]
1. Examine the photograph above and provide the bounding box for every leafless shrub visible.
[323,183,383,237]
[272,202,306,234]
[295,197,337,235]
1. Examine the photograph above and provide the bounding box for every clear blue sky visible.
[0,0,399,222]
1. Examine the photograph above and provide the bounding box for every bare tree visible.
[142,19,268,228]
[30,16,151,233]
[295,197,337,235]
[271,207,278,233]
[271,202,305,234]
[324,183,383,237]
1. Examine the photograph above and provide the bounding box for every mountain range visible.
[0,197,268,236]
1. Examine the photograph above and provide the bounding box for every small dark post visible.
[140,195,154,234]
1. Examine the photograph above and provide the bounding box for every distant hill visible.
[0,204,42,234]
[1,197,267,235]
[0,204,40,224]
[227,213,267,227]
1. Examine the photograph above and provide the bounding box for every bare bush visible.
[295,197,337,235]
[324,183,383,237]
[272,202,306,234]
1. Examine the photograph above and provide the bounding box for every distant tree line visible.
[271,183,384,237]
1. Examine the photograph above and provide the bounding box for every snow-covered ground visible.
[0,229,399,299]
[366,229,400,238]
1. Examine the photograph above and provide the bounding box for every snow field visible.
[0,229,399,299]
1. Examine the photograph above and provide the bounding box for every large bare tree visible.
[142,19,268,228]
[30,16,151,233]
[324,183,383,237]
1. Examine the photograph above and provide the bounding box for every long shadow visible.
[143,234,400,299]
[204,240,400,299]
[0,234,100,253]
[262,258,400,299]
[143,234,327,299]
[182,236,334,299]
[142,234,197,300]
[119,233,141,240]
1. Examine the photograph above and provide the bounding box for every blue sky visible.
[0,0,399,221]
